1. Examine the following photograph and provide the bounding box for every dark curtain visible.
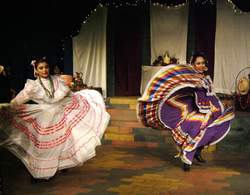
[187,0,216,80]
[62,38,73,75]
[0,34,65,93]
[106,8,116,96]
[107,6,149,96]
[0,74,12,103]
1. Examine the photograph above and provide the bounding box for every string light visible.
[58,0,248,70]
[152,1,187,9]
[63,0,211,41]
[227,0,249,14]
[195,0,215,4]
[61,0,247,42]
[67,1,189,39]
[62,0,248,38]
[227,0,240,14]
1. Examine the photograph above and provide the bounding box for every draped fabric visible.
[214,0,250,94]
[150,5,188,64]
[73,6,107,97]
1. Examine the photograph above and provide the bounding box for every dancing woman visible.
[0,58,110,179]
[137,52,234,171]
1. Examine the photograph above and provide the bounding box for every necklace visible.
[38,76,55,98]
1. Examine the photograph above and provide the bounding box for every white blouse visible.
[11,75,71,105]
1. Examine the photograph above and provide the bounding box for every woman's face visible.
[36,62,49,78]
[193,56,208,73]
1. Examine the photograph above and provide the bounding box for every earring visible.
[34,70,38,78]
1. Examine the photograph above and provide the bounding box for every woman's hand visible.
[10,99,19,107]
[196,73,205,79]
[210,101,219,113]
[0,65,6,76]
[0,103,10,110]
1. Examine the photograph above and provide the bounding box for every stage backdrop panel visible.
[214,0,250,94]
[150,4,188,64]
[73,6,107,97]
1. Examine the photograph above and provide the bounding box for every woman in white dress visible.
[0,58,110,179]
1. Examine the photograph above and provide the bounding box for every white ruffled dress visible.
[0,75,110,179]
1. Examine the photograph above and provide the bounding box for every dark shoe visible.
[194,147,206,163]
[31,177,49,184]
[61,169,69,174]
[182,163,191,172]
[194,153,206,163]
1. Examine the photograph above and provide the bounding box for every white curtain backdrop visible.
[214,0,250,94]
[73,6,107,97]
[150,4,188,64]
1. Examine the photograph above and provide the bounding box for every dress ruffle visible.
[137,64,234,164]
[0,76,110,179]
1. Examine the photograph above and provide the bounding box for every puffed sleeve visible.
[48,76,71,103]
[58,76,71,93]
[10,79,37,105]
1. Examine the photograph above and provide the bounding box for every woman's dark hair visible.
[152,55,164,66]
[190,52,208,65]
[34,57,49,69]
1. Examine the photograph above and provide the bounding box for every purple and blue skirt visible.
[137,64,234,165]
